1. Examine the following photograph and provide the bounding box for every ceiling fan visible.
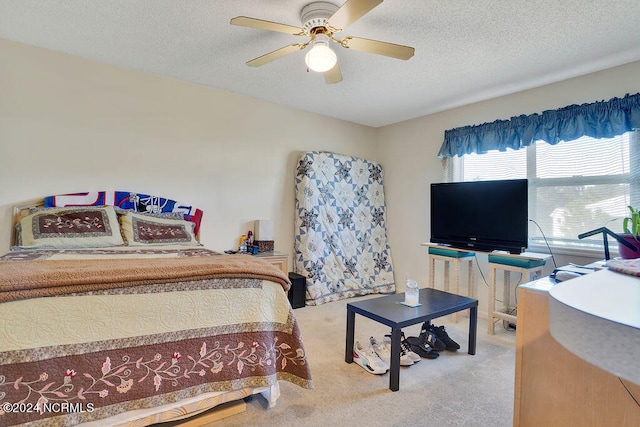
[230,0,415,84]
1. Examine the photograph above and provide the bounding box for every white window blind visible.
[454,131,640,254]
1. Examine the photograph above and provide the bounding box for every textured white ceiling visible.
[2,0,640,127]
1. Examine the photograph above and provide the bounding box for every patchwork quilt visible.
[294,151,395,305]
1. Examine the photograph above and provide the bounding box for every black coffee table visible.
[345,288,478,391]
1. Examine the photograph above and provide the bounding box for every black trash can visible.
[287,272,307,309]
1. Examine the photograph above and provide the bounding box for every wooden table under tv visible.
[421,243,549,332]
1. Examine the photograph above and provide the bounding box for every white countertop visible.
[548,269,640,385]
[550,269,640,328]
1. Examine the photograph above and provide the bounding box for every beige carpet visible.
[222,294,516,427]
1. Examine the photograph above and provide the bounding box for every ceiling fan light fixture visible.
[231,0,414,83]
[304,34,337,72]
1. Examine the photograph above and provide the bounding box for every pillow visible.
[113,207,186,221]
[15,206,125,249]
[119,211,199,246]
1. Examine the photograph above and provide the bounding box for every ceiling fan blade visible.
[327,0,383,31]
[246,44,305,67]
[324,62,343,84]
[231,16,304,36]
[342,36,414,60]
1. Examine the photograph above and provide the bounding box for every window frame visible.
[449,130,639,257]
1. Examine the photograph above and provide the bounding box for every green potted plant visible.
[619,205,640,259]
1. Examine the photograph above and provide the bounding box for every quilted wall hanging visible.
[294,151,395,305]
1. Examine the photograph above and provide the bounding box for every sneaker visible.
[353,341,389,374]
[369,336,392,366]
[377,336,414,366]
[405,335,440,359]
[420,322,446,352]
[430,324,461,351]
[399,332,421,363]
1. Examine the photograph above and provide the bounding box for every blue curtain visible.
[438,93,640,158]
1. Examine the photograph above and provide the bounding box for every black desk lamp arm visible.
[578,227,638,260]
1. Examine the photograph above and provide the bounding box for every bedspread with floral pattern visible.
[0,275,312,426]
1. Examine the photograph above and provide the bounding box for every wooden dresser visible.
[514,279,640,426]
[254,251,288,275]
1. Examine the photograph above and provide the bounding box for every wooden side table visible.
[426,246,475,323]
[254,251,288,275]
[487,254,545,335]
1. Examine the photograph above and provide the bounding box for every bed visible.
[0,191,313,426]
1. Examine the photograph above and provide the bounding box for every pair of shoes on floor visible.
[405,322,461,359]
[420,322,447,352]
[405,332,440,359]
[353,340,389,374]
[405,323,443,359]
[429,323,461,351]
[383,333,422,365]
[371,336,416,367]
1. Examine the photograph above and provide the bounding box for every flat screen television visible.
[430,179,528,254]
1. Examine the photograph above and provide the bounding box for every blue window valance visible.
[438,93,640,158]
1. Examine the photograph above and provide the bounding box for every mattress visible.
[294,151,396,305]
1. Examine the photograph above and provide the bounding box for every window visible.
[451,131,640,255]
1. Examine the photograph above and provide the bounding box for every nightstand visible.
[254,251,288,275]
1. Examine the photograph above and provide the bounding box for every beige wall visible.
[0,39,377,255]
[3,37,640,314]
[378,60,640,313]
